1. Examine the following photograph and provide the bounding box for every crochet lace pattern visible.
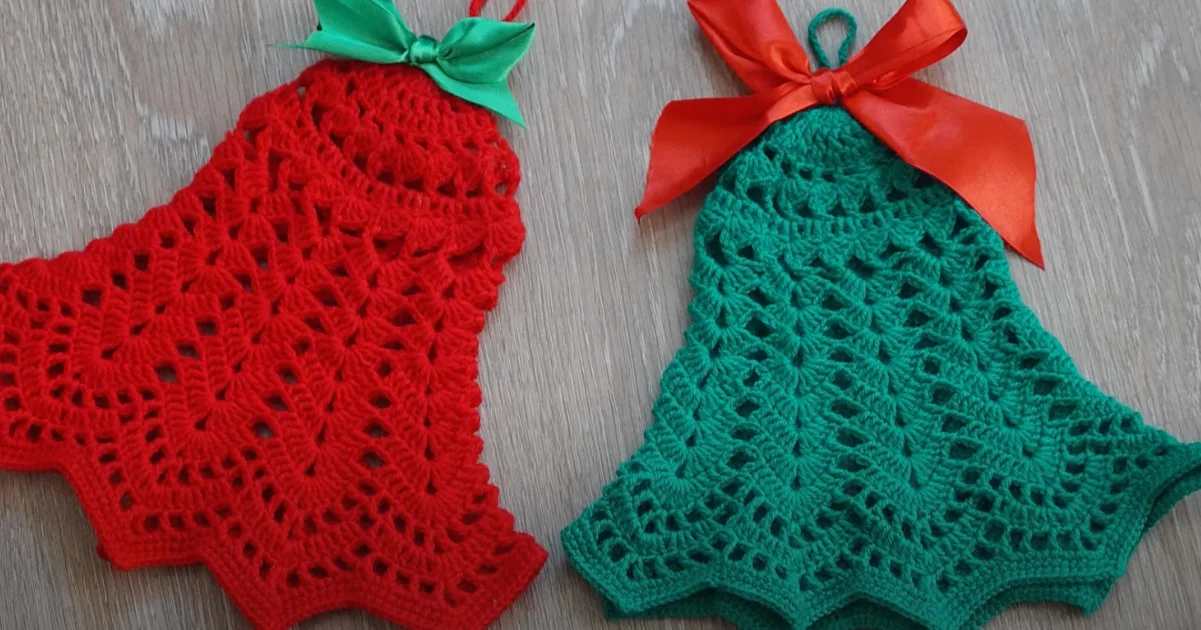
[0,59,545,630]
[562,107,1201,630]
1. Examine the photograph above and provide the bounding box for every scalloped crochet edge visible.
[0,451,546,630]
[563,442,1201,630]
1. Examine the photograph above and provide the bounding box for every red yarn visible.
[468,0,529,22]
[0,59,544,630]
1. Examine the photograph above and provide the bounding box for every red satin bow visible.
[636,0,1044,267]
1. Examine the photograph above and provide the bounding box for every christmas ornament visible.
[563,1,1201,628]
[0,1,542,628]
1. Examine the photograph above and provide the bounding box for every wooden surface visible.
[1,0,1200,628]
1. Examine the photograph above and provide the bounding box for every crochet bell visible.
[563,4,1201,629]
[0,2,544,628]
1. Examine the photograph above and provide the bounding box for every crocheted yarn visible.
[0,59,544,630]
[562,107,1201,630]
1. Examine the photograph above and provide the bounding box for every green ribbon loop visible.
[283,0,535,127]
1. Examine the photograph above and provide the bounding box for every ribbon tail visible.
[424,64,526,127]
[846,81,1044,267]
[281,31,406,65]
[636,92,789,218]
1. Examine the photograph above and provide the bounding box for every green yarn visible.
[807,9,857,69]
[562,107,1201,630]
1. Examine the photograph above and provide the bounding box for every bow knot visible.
[636,0,1045,268]
[809,68,857,106]
[286,0,535,127]
[408,35,440,65]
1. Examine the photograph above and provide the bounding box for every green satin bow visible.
[286,0,535,127]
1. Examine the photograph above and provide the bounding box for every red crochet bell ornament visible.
[0,1,543,629]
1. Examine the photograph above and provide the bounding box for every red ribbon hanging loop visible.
[636,0,1044,268]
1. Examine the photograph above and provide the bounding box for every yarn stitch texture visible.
[562,107,1201,629]
[0,60,544,630]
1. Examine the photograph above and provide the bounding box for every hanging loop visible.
[468,0,529,22]
[807,8,858,69]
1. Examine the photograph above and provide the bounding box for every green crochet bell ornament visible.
[562,3,1201,629]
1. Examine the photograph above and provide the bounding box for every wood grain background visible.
[1,0,1200,628]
